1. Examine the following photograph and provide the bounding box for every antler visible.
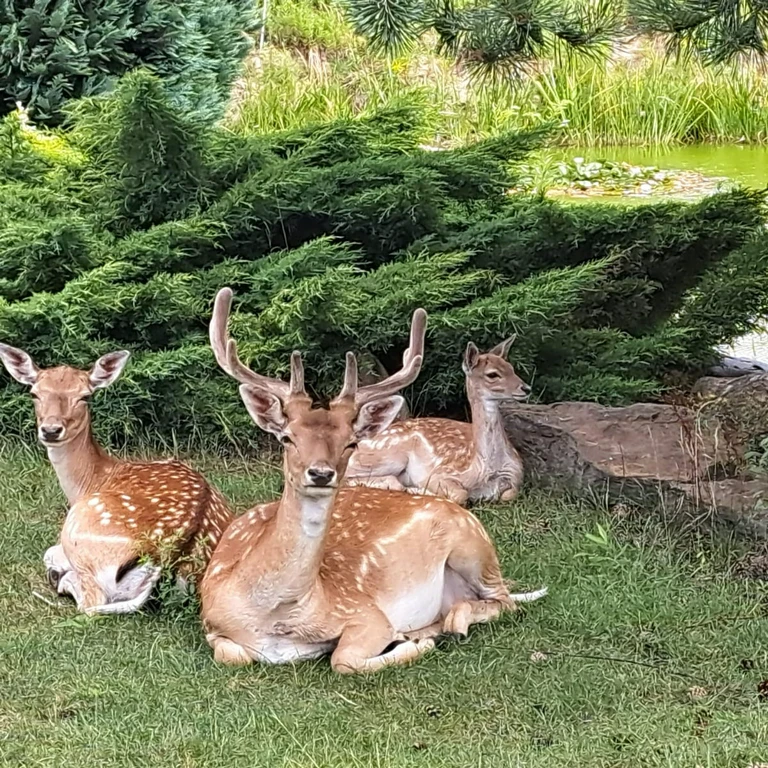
[333,308,427,407]
[209,288,297,398]
[211,289,425,405]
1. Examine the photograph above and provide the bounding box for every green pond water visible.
[572,145,768,187]
[565,144,768,359]
[560,144,768,201]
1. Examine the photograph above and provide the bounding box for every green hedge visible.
[1,71,767,450]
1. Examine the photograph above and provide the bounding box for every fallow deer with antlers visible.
[345,337,529,505]
[200,289,546,673]
[0,345,232,614]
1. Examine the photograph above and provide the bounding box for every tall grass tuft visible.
[528,46,768,145]
[233,1,768,147]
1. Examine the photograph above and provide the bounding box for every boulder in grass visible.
[694,373,768,450]
[503,401,768,540]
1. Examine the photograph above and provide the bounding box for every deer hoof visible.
[46,568,62,590]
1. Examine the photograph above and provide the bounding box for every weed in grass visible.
[2,444,768,766]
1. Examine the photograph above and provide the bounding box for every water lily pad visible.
[512,155,732,201]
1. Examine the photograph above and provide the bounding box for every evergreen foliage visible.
[346,0,622,75]
[0,70,766,450]
[630,0,768,65]
[344,0,768,77]
[0,0,256,126]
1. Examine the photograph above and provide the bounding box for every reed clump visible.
[233,0,768,147]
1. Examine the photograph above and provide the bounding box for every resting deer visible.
[200,289,546,673]
[345,337,529,505]
[0,344,232,614]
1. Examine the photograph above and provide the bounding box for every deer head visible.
[210,288,427,495]
[462,336,530,403]
[0,344,129,446]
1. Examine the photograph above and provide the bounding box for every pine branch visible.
[630,0,768,64]
[376,0,622,81]
[346,0,428,53]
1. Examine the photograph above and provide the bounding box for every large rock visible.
[503,401,768,539]
[708,355,768,377]
[693,373,768,474]
[695,372,768,400]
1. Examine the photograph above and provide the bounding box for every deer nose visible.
[39,424,65,443]
[306,467,337,488]
[521,383,531,395]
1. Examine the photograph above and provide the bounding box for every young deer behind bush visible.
[346,337,529,504]
[0,344,232,614]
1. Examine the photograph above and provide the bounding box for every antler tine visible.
[332,352,358,402]
[403,308,427,366]
[354,308,428,406]
[210,288,235,375]
[210,287,290,398]
[289,351,307,395]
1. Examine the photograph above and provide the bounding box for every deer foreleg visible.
[403,620,444,640]
[428,477,469,505]
[406,599,509,640]
[347,475,406,492]
[209,636,253,666]
[442,599,506,636]
[500,487,519,502]
[331,613,435,674]
[56,570,84,604]
[82,564,161,615]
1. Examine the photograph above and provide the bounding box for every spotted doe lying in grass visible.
[0,344,232,614]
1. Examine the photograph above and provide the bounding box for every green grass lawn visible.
[1,443,767,767]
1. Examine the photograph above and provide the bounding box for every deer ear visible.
[89,351,130,390]
[489,335,517,359]
[353,396,404,440]
[0,343,40,386]
[462,342,480,374]
[239,385,288,437]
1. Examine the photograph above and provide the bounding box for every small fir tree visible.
[0,0,256,126]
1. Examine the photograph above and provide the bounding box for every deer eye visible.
[345,441,358,451]
[78,396,89,403]
[486,371,501,380]
[30,392,39,400]
[280,435,294,446]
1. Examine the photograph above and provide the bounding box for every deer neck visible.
[467,384,512,467]
[45,423,117,507]
[265,477,335,600]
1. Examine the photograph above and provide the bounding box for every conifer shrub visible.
[0,1,256,126]
[0,71,766,450]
